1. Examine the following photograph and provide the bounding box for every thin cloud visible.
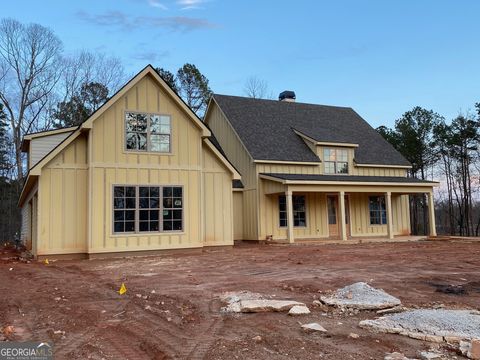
[148,0,168,10]
[132,50,170,62]
[176,0,207,10]
[76,10,217,33]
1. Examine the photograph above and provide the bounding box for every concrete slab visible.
[360,309,480,342]
[320,282,402,310]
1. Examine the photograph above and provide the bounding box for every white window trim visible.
[112,184,184,235]
[323,148,349,174]
[124,111,172,154]
[278,194,307,228]
[368,195,387,226]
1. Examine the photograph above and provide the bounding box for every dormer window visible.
[323,148,348,174]
[125,112,171,152]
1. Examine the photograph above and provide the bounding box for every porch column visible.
[339,191,347,241]
[385,191,394,239]
[427,192,437,237]
[286,189,294,243]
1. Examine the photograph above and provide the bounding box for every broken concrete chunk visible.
[220,291,305,313]
[320,282,401,310]
[377,306,408,315]
[239,299,305,313]
[301,323,327,333]
[384,352,415,360]
[288,305,310,315]
[419,351,443,360]
[360,309,480,343]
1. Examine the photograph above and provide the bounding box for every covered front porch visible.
[259,174,439,243]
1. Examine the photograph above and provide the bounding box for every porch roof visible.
[260,173,439,187]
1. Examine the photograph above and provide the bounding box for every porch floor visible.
[268,235,427,246]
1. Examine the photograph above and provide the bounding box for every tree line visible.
[377,105,480,236]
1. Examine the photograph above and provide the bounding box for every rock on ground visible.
[220,290,305,313]
[301,323,327,333]
[419,350,444,359]
[360,309,480,342]
[288,305,310,315]
[384,352,416,360]
[239,299,305,313]
[220,290,264,312]
[320,282,402,310]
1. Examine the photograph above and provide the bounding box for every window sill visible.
[278,226,308,229]
[123,150,174,156]
[111,231,185,237]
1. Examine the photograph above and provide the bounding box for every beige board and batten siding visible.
[37,134,88,255]
[261,190,329,240]
[232,191,244,240]
[89,74,233,253]
[256,163,322,240]
[29,132,73,169]
[203,144,234,246]
[349,193,410,236]
[205,101,258,240]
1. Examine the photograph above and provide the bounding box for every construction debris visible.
[360,309,480,343]
[301,323,327,333]
[220,291,304,313]
[418,350,444,360]
[320,282,402,310]
[377,306,408,315]
[288,305,310,315]
[238,299,305,313]
[384,352,416,360]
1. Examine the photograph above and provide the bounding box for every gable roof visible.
[212,94,411,167]
[19,65,237,206]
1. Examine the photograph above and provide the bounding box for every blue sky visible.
[3,0,480,127]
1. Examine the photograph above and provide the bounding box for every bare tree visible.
[59,50,126,103]
[0,18,63,181]
[244,76,270,99]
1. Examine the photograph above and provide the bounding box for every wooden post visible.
[427,192,437,237]
[385,192,394,239]
[339,191,347,240]
[286,189,294,244]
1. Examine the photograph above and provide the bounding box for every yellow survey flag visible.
[119,283,127,295]
[44,258,49,265]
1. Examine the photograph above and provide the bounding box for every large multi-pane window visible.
[113,186,136,232]
[323,148,349,174]
[113,185,183,233]
[369,196,387,225]
[162,187,183,231]
[279,195,307,227]
[125,112,171,152]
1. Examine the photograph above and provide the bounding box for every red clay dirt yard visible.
[1,239,480,359]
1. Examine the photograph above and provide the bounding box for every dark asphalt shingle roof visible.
[232,179,244,188]
[261,173,437,184]
[213,94,411,166]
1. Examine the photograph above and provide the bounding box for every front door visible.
[327,196,339,238]
[327,195,350,239]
